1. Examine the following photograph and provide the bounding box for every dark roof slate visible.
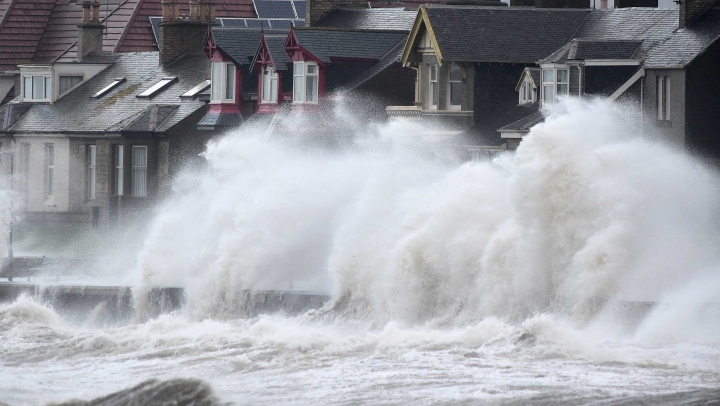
[212,27,288,66]
[294,28,407,63]
[0,103,31,130]
[498,110,544,133]
[342,38,405,91]
[542,39,642,63]
[5,52,209,133]
[424,6,589,63]
[644,8,720,68]
[265,34,292,69]
[313,8,416,32]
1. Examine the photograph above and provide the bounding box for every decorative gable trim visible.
[285,26,325,66]
[401,7,443,67]
[515,68,537,92]
[204,28,231,63]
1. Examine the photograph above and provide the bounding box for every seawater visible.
[2,99,720,405]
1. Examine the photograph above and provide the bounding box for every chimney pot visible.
[171,0,180,20]
[189,0,199,19]
[91,1,101,23]
[82,1,91,23]
[199,0,208,22]
[161,0,172,21]
[208,2,215,23]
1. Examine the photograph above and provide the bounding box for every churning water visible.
[3,99,720,405]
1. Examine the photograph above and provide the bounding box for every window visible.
[23,76,51,101]
[137,77,178,98]
[519,80,535,105]
[132,146,147,197]
[180,80,211,99]
[292,61,319,103]
[92,78,126,98]
[657,75,670,121]
[87,145,96,200]
[448,64,462,109]
[261,66,278,103]
[46,144,54,197]
[541,68,569,104]
[115,145,124,196]
[210,62,236,102]
[59,75,83,95]
[428,64,438,109]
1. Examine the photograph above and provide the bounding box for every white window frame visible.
[448,63,462,110]
[87,145,96,200]
[657,75,670,121]
[210,62,236,103]
[132,146,148,198]
[46,144,55,198]
[541,67,569,105]
[261,66,278,103]
[58,75,83,95]
[115,145,124,196]
[428,64,438,110]
[292,61,319,104]
[519,78,536,105]
[23,75,52,102]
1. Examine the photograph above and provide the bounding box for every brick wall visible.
[680,0,719,27]
[305,0,366,26]
[159,21,209,66]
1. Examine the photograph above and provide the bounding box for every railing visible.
[386,105,422,117]
[386,106,474,131]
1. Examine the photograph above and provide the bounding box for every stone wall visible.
[305,0,366,26]
[159,21,209,66]
[680,0,719,27]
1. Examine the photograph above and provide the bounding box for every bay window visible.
[541,67,569,104]
[261,66,278,103]
[448,64,462,109]
[210,62,236,102]
[132,146,147,197]
[293,61,319,103]
[23,75,51,101]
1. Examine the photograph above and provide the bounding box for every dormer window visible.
[211,62,236,103]
[293,61,318,104]
[261,66,278,103]
[23,75,51,101]
[59,75,83,95]
[519,80,536,105]
[541,67,569,104]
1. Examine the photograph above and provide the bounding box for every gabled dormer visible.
[204,27,242,116]
[515,67,539,105]
[285,26,325,106]
[19,62,110,103]
[251,31,293,113]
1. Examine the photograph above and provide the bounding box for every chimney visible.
[680,0,719,27]
[158,0,214,66]
[305,0,366,26]
[77,1,105,59]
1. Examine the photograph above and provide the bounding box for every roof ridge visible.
[0,0,18,31]
[295,27,407,33]
[113,0,145,52]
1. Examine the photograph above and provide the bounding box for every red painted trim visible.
[235,63,242,104]
[257,104,281,114]
[318,67,325,99]
[208,104,241,114]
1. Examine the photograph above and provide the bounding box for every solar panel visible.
[268,19,292,28]
[292,0,305,19]
[220,18,248,27]
[254,0,295,18]
[149,17,162,44]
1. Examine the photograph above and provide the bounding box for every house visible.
[500,0,720,160]
[0,0,256,105]
[0,3,221,225]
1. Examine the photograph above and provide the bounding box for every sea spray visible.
[132,98,720,337]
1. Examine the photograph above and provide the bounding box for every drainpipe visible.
[640,70,645,137]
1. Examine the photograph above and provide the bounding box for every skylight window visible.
[92,78,126,98]
[180,80,211,99]
[137,77,178,98]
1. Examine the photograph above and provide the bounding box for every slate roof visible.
[497,110,544,133]
[342,38,406,91]
[569,8,678,60]
[423,6,590,63]
[313,8,417,32]
[542,39,642,63]
[211,27,269,66]
[264,34,293,69]
[294,28,408,63]
[0,103,31,130]
[116,0,256,53]
[644,8,720,68]
[4,52,209,133]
